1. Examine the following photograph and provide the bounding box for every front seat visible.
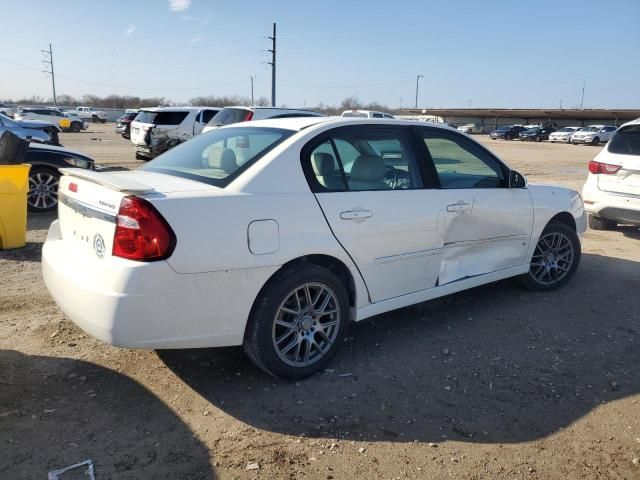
[207,147,238,174]
[348,154,388,191]
[311,152,344,190]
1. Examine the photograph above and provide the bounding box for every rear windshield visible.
[141,127,293,187]
[607,126,640,156]
[208,108,251,127]
[342,112,369,118]
[135,110,189,125]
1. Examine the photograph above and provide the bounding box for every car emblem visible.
[93,233,105,259]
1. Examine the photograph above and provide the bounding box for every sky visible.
[1,0,639,109]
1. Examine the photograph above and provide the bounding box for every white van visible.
[130,106,220,159]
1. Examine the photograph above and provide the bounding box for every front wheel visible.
[71,121,82,133]
[591,136,600,146]
[28,167,60,212]
[589,215,616,230]
[243,264,350,379]
[521,222,581,291]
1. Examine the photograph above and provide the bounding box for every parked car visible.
[457,123,483,134]
[202,107,324,133]
[24,143,95,212]
[115,111,138,139]
[42,117,586,379]
[548,127,582,143]
[0,103,14,117]
[0,113,61,145]
[519,126,556,142]
[582,118,640,230]
[489,125,526,140]
[341,110,395,119]
[68,106,109,123]
[15,107,88,132]
[571,125,617,145]
[130,106,221,159]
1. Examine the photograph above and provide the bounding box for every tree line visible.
[1,94,398,114]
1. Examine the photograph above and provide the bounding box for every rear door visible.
[597,125,640,197]
[305,125,443,302]
[415,126,533,285]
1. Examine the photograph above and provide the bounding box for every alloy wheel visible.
[272,282,341,367]
[28,171,59,211]
[529,232,575,285]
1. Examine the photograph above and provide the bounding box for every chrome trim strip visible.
[59,193,117,223]
[374,248,442,265]
[444,234,529,248]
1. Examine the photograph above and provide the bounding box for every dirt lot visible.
[1,124,639,479]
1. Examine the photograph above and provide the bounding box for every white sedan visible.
[548,126,581,143]
[43,117,586,378]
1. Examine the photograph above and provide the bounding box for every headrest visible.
[312,152,336,176]
[350,154,386,182]
[208,147,237,173]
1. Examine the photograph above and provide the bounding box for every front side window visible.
[142,127,292,187]
[420,129,506,189]
[306,127,423,192]
[607,126,640,155]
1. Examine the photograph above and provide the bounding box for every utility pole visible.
[250,76,255,105]
[580,81,586,109]
[42,43,57,107]
[267,23,276,107]
[415,74,423,108]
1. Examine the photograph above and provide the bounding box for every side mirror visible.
[509,170,526,188]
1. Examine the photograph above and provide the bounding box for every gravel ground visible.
[1,124,639,479]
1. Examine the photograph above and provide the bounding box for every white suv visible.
[202,106,323,133]
[130,106,221,159]
[341,110,395,119]
[582,118,640,229]
[571,125,617,145]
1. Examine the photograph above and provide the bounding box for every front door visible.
[415,127,534,285]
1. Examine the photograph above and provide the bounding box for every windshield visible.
[583,126,599,132]
[495,126,510,131]
[558,127,576,132]
[523,128,539,133]
[208,108,251,127]
[342,112,369,118]
[141,127,293,187]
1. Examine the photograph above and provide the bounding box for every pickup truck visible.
[70,106,108,123]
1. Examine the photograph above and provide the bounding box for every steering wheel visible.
[384,166,398,189]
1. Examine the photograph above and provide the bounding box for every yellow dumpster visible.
[0,164,30,249]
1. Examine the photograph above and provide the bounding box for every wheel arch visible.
[548,211,576,231]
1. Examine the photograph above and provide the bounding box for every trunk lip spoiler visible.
[59,168,156,194]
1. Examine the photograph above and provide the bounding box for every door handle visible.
[446,202,472,213]
[340,209,372,221]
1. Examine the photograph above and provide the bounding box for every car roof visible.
[230,116,460,133]
[28,143,92,159]
[140,106,211,112]
[619,118,640,129]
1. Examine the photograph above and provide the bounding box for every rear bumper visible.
[583,183,640,225]
[42,220,278,349]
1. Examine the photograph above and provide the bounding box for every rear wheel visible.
[589,215,616,231]
[521,221,581,291]
[28,167,60,212]
[244,264,349,379]
[535,136,542,142]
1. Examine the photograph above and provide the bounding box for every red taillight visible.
[68,182,78,192]
[243,111,254,121]
[588,160,621,175]
[112,196,176,261]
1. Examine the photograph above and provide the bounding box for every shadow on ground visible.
[0,351,215,480]
[160,253,640,445]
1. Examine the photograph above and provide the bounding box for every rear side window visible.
[209,108,252,126]
[305,127,423,192]
[607,126,640,156]
[154,111,189,125]
[200,110,218,124]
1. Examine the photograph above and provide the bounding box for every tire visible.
[521,221,581,291]
[243,264,350,379]
[100,118,106,124]
[92,115,99,123]
[588,215,616,231]
[71,121,81,133]
[135,152,146,160]
[535,136,542,142]
[28,167,60,212]
[591,136,600,146]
